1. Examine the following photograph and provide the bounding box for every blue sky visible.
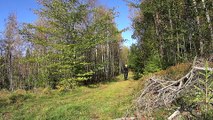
[0,0,136,47]
[100,0,136,46]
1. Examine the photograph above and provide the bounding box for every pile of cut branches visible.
[135,57,213,119]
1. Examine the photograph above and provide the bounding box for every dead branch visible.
[193,66,213,71]
[168,108,181,120]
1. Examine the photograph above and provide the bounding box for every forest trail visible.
[0,72,141,120]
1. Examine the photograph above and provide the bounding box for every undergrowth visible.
[155,62,191,80]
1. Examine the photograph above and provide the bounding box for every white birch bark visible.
[192,0,203,56]
[201,0,213,47]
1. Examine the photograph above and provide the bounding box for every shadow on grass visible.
[85,74,126,88]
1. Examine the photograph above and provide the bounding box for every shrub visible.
[192,62,213,119]
[143,54,162,74]
[133,72,142,80]
[0,89,11,107]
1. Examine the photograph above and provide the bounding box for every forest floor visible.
[0,72,142,120]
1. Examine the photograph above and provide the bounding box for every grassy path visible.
[0,73,140,120]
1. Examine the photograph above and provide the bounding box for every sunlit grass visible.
[0,73,140,120]
[0,64,193,120]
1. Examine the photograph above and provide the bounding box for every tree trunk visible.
[8,48,13,91]
[176,33,180,62]
[192,0,203,56]
[201,0,213,47]
[154,12,164,61]
[169,8,174,64]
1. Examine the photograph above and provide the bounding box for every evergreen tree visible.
[130,0,213,74]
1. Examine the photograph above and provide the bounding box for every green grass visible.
[0,73,141,120]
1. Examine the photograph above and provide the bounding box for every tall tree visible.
[21,0,122,88]
[3,13,20,91]
[130,0,213,74]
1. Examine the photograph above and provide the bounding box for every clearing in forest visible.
[0,73,140,120]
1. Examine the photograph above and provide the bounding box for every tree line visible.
[0,0,126,91]
[129,0,212,74]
